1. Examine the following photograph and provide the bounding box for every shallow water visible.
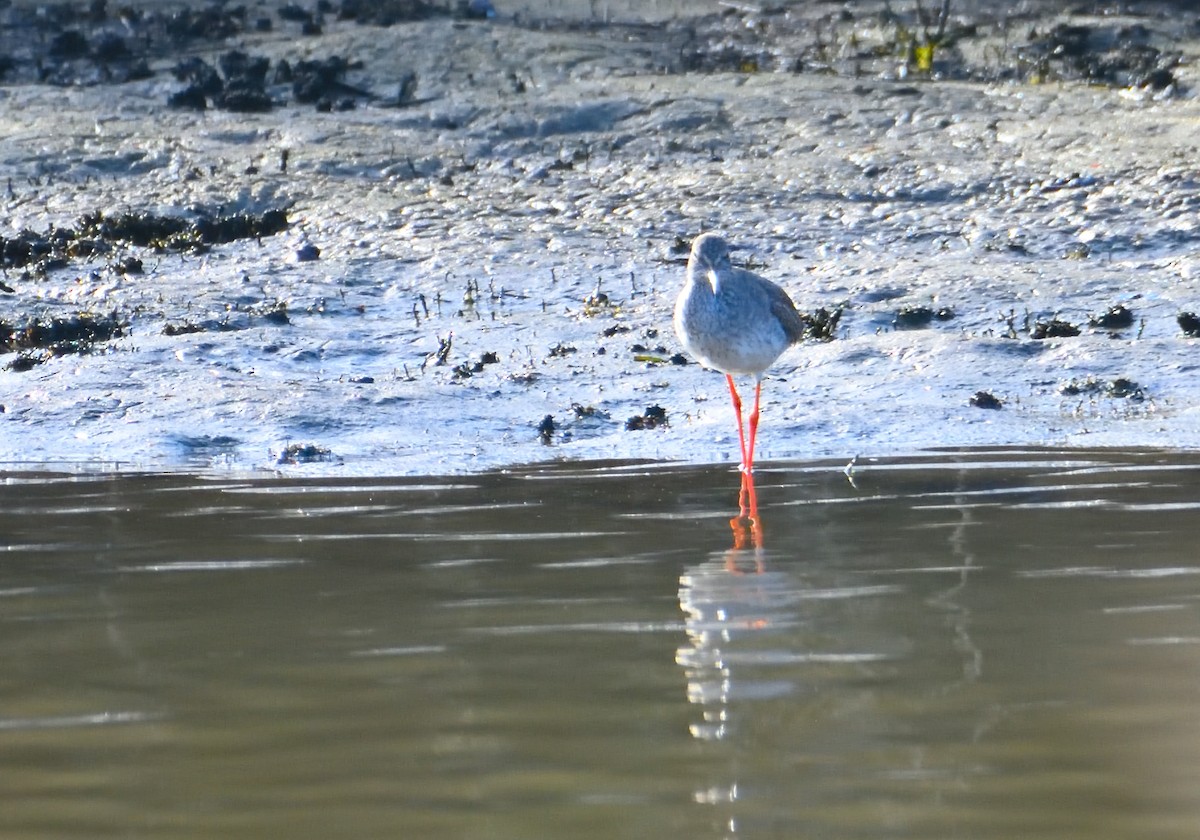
[3,449,1200,838]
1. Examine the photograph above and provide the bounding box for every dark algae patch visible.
[1089,305,1135,330]
[1031,318,1081,340]
[79,209,290,250]
[799,307,844,341]
[170,50,375,113]
[0,208,289,280]
[601,0,1191,89]
[893,305,955,330]
[276,442,339,465]
[0,0,1190,95]
[453,350,501,380]
[1061,376,1148,402]
[1015,21,1182,90]
[0,203,289,370]
[0,0,457,88]
[1,313,126,371]
[970,390,1003,410]
[1179,313,1200,337]
[625,405,668,431]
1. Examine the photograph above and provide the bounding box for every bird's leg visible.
[745,379,764,474]
[728,375,764,564]
[726,374,750,474]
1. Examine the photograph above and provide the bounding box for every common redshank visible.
[674,233,806,477]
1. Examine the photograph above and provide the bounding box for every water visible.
[2,449,1200,838]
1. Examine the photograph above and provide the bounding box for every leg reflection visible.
[728,470,764,571]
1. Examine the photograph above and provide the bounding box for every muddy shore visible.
[2,0,1200,474]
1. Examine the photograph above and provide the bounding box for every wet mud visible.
[2,0,1200,472]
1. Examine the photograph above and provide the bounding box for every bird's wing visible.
[764,281,807,345]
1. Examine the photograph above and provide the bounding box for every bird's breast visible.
[675,281,793,376]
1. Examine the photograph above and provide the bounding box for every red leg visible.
[726,374,749,473]
[745,379,764,474]
[727,376,765,570]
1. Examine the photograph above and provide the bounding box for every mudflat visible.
[2,0,1199,473]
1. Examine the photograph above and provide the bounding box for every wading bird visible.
[674,232,806,479]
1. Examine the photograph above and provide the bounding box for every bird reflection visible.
[675,472,785,837]
[677,460,988,837]
[677,471,781,742]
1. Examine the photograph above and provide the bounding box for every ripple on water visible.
[116,559,305,573]
[0,711,163,732]
[2,449,1200,839]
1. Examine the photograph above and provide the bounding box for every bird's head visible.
[689,233,735,275]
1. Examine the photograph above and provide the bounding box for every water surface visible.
[3,450,1200,838]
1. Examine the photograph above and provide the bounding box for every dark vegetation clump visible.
[78,211,186,247]
[641,2,1189,90]
[161,321,211,337]
[893,304,954,330]
[0,0,1188,95]
[276,443,339,465]
[969,390,1003,409]
[571,403,609,420]
[1,312,126,371]
[78,209,289,251]
[166,6,249,43]
[0,207,289,282]
[288,56,369,106]
[0,0,472,88]
[1107,377,1147,401]
[625,405,668,431]
[799,307,843,341]
[1089,304,1135,330]
[170,50,374,112]
[1061,376,1147,402]
[0,229,77,273]
[1178,312,1200,337]
[336,0,447,25]
[452,350,501,379]
[1014,22,1181,90]
[1031,318,1081,340]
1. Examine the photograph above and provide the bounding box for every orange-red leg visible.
[745,379,764,474]
[726,374,749,473]
[727,376,765,571]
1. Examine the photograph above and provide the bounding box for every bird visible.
[674,232,806,477]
